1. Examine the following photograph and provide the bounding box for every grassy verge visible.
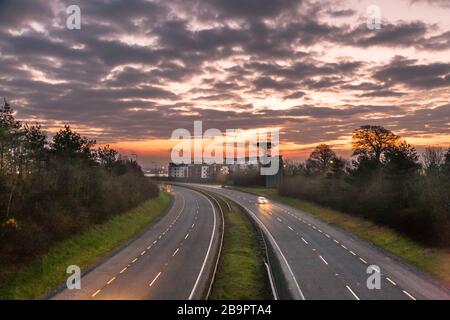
[210,194,271,300]
[0,192,172,300]
[235,186,450,286]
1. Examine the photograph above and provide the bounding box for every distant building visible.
[168,163,188,178]
[168,156,282,188]
[201,166,209,179]
[168,163,211,180]
[168,139,282,186]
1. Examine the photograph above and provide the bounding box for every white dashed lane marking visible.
[249,195,417,301]
[91,289,101,298]
[346,285,360,300]
[149,272,162,287]
[386,277,397,286]
[107,277,116,285]
[402,290,416,300]
[319,255,329,265]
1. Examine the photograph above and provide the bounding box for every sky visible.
[0,0,449,166]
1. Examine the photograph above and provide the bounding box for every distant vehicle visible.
[257,196,269,204]
[163,184,172,193]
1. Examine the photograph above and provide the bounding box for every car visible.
[257,196,269,204]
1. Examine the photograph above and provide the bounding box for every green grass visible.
[236,187,450,286]
[0,192,172,300]
[210,195,271,300]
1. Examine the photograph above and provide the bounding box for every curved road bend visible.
[52,186,221,300]
[194,184,450,300]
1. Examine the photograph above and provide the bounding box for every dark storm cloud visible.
[303,77,344,89]
[359,90,407,98]
[373,56,450,89]
[342,21,450,50]
[341,82,387,91]
[258,104,405,118]
[253,77,298,91]
[325,9,356,18]
[284,91,306,100]
[0,32,89,61]
[244,60,363,85]
[207,0,301,19]
[192,93,243,102]
[0,0,51,28]
[0,0,448,151]
[83,0,167,28]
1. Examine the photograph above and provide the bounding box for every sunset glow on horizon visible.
[1,0,449,166]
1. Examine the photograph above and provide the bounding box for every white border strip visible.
[188,192,217,300]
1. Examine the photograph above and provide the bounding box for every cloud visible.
[359,90,407,97]
[284,91,306,100]
[207,0,301,19]
[373,56,450,89]
[325,8,356,18]
[0,0,51,29]
[0,0,448,162]
[253,77,298,90]
[410,0,450,8]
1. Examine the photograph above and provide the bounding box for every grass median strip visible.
[237,187,450,286]
[210,195,271,300]
[0,192,171,300]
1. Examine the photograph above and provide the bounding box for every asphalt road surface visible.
[194,184,450,300]
[52,186,220,300]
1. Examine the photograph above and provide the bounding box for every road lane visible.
[52,186,220,300]
[195,185,450,300]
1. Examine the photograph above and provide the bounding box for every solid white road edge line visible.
[188,193,217,300]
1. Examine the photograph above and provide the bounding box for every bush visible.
[279,172,449,246]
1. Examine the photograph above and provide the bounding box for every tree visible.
[422,147,444,175]
[443,148,450,175]
[328,157,346,176]
[352,125,399,166]
[384,141,421,175]
[0,99,22,172]
[51,125,96,161]
[96,145,119,169]
[283,160,305,176]
[306,144,337,175]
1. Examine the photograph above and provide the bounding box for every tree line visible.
[281,125,450,246]
[0,100,158,268]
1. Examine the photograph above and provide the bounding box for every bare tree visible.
[422,147,444,174]
[306,144,337,174]
[352,125,399,165]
